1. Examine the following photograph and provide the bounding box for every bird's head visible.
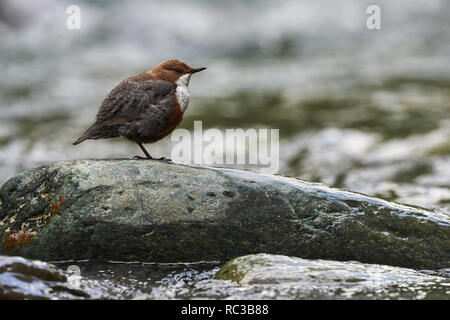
[152,59,206,85]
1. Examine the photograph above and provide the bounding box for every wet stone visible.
[214,254,450,299]
[0,255,87,299]
[0,159,449,269]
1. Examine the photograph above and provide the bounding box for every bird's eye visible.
[176,68,183,73]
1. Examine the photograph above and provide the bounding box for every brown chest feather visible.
[158,99,183,138]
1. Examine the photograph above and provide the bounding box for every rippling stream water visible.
[49,258,449,299]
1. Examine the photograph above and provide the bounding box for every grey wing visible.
[96,79,176,126]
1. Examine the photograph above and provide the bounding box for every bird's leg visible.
[135,142,153,159]
[133,142,171,161]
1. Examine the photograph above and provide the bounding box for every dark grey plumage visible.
[73,77,177,145]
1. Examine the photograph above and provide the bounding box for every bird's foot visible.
[156,157,172,161]
[132,155,171,161]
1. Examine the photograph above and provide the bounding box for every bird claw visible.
[132,155,150,160]
[132,155,171,161]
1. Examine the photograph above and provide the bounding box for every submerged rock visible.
[214,254,450,299]
[0,255,87,299]
[0,160,449,269]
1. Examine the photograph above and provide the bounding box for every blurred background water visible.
[0,0,449,212]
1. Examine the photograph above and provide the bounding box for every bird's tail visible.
[73,132,90,145]
[73,124,99,145]
[73,123,120,145]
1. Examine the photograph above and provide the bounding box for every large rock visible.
[0,160,449,269]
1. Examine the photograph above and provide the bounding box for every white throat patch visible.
[175,74,191,113]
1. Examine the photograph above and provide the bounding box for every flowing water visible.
[49,259,450,299]
[0,0,449,299]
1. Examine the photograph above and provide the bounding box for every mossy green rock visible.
[214,254,450,299]
[0,160,449,269]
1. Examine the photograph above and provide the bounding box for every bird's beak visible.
[191,67,207,74]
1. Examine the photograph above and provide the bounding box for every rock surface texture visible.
[0,160,448,269]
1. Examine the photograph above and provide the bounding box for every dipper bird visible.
[73,59,206,160]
